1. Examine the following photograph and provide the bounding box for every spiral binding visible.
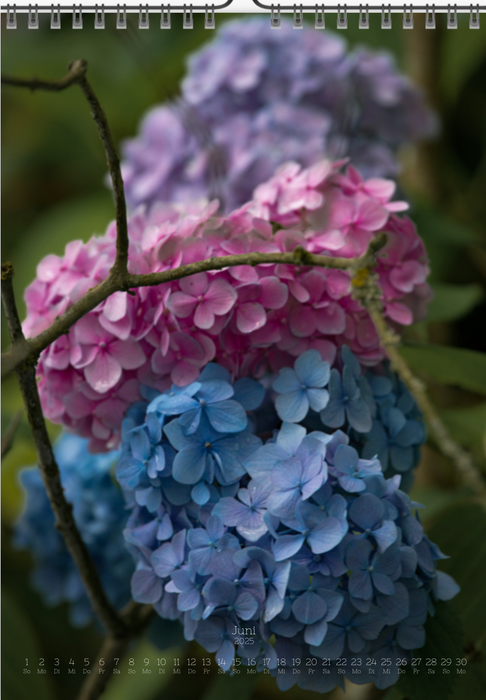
[3,4,483,31]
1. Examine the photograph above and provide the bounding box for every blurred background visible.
[2,11,486,700]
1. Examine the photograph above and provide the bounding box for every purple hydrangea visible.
[121,18,437,213]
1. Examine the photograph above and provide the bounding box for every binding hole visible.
[95,5,104,29]
[293,5,303,28]
[6,5,17,29]
[359,5,369,29]
[447,4,457,29]
[271,5,281,28]
[425,5,435,29]
[51,5,61,28]
[337,5,347,29]
[183,5,193,29]
[161,5,170,28]
[28,4,39,29]
[470,4,480,28]
[315,5,325,28]
[205,5,215,29]
[117,5,127,28]
[403,4,413,28]
[73,5,82,29]
[381,5,392,29]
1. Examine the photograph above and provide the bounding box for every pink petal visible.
[312,229,345,252]
[92,417,111,440]
[259,277,289,309]
[73,315,104,345]
[326,271,351,299]
[109,338,146,370]
[99,312,132,341]
[315,303,346,335]
[37,254,63,283]
[289,306,317,338]
[289,280,311,303]
[386,302,413,326]
[204,279,237,316]
[194,302,215,330]
[390,260,426,293]
[166,291,197,318]
[103,291,128,322]
[171,332,206,362]
[356,200,389,231]
[179,272,208,297]
[307,339,337,365]
[94,398,127,429]
[363,178,395,202]
[84,352,122,394]
[171,359,201,387]
[64,391,94,419]
[236,303,267,334]
[151,349,176,376]
[356,317,379,348]
[70,343,99,369]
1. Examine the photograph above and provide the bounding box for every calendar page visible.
[2,6,486,700]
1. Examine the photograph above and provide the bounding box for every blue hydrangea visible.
[115,357,458,695]
[14,433,134,627]
[121,18,437,213]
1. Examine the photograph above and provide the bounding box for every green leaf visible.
[426,503,486,642]
[397,601,464,700]
[441,22,486,103]
[427,283,483,322]
[401,344,486,396]
[102,640,177,700]
[1,591,55,700]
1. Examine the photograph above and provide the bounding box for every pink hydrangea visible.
[24,160,431,451]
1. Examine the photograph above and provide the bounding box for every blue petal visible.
[275,391,309,422]
[273,534,305,561]
[307,388,330,412]
[334,444,359,474]
[320,398,345,428]
[178,407,202,435]
[292,590,327,624]
[346,399,372,433]
[434,571,460,601]
[341,346,361,378]
[129,428,151,461]
[234,591,259,620]
[373,520,398,553]
[151,544,178,578]
[199,363,231,383]
[191,481,210,505]
[349,571,373,600]
[294,350,330,388]
[197,379,234,403]
[396,623,425,650]
[178,588,201,611]
[349,493,385,530]
[307,517,345,554]
[371,572,395,595]
[173,446,207,485]
[131,568,163,604]
[304,619,328,646]
[187,528,209,549]
[276,422,307,454]
[206,399,248,433]
[273,368,301,394]
[217,638,235,671]
[346,539,372,571]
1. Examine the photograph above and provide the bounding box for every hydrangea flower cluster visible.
[116,354,458,693]
[121,18,437,212]
[14,433,134,627]
[23,158,431,451]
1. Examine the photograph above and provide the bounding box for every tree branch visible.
[1,263,127,638]
[1,247,363,377]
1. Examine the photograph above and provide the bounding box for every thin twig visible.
[1,263,127,638]
[351,240,486,497]
[1,410,22,460]
[76,603,155,700]
[2,60,129,279]
[1,246,366,377]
